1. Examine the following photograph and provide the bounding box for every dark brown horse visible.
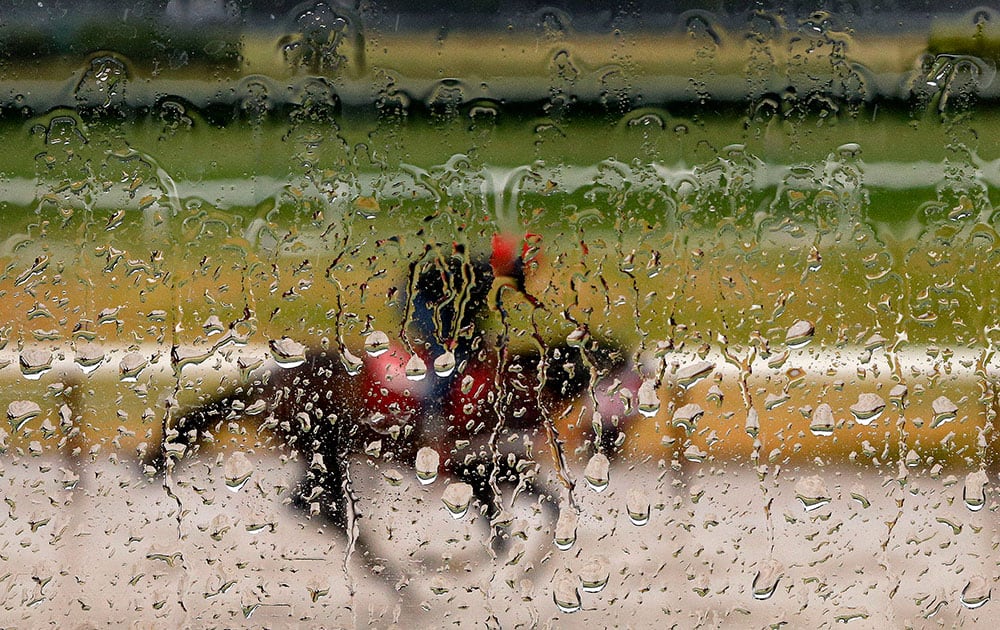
[153,244,639,554]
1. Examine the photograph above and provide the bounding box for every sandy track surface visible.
[1,451,995,628]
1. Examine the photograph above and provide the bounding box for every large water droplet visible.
[73,342,105,374]
[441,482,473,519]
[785,320,815,348]
[364,330,390,356]
[684,444,708,462]
[963,470,989,512]
[849,393,885,425]
[672,403,704,434]
[677,360,714,389]
[889,383,908,408]
[8,400,41,431]
[566,326,589,348]
[795,475,831,512]
[119,352,147,381]
[931,396,958,428]
[554,507,578,551]
[553,575,581,613]
[636,379,659,417]
[850,483,871,508]
[223,452,254,492]
[341,348,363,376]
[626,487,650,526]
[584,453,610,492]
[745,406,760,437]
[415,446,439,484]
[752,559,783,600]
[269,337,306,368]
[579,556,610,593]
[20,348,52,380]
[961,575,991,609]
[433,350,456,377]
[405,354,427,381]
[202,315,224,336]
[810,403,835,436]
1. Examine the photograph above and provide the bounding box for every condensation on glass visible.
[1,1,999,626]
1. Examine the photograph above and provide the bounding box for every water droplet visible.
[785,320,815,348]
[636,379,659,417]
[810,403,835,436]
[223,452,253,492]
[566,326,589,348]
[553,575,581,613]
[963,470,989,511]
[269,337,306,368]
[405,354,427,381]
[850,484,871,508]
[433,351,456,377]
[684,444,708,462]
[676,360,714,389]
[441,482,473,519]
[890,383,908,408]
[795,475,831,511]
[626,487,650,525]
[584,453,610,492]
[382,469,403,487]
[672,403,704,434]
[364,330,390,356]
[931,396,958,428]
[429,575,451,596]
[752,559,783,600]
[74,342,104,374]
[340,348,363,376]
[849,393,885,425]
[554,507,578,550]
[579,556,610,593]
[864,334,887,352]
[415,446,439,484]
[706,384,724,405]
[74,55,129,112]
[961,575,991,609]
[119,352,147,381]
[8,400,41,431]
[745,407,760,437]
[202,315,224,336]
[19,348,52,380]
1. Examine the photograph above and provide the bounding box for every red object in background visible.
[490,231,543,278]
[360,341,428,434]
[490,232,520,278]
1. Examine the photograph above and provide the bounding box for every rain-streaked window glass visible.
[2,1,999,625]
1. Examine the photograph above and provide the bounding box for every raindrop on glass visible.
[795,475,832,512]
[364,330,390,357]
[433,350,456,377]
[785,320,815,348]
[626,487,650,525]
[810,403,835,436]
[553,575,582,613]
[223,452,254,492]
[269,337,307,368]
[752,559,783,601]
[849,393,885,425]
[579,556,610,593]
[584,453,610,492]
[441,482,473,519]
[415,446,440,484]
[961,575,991,609]
[554,506,578,551]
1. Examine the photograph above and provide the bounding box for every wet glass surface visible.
[2,1,1000,626]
